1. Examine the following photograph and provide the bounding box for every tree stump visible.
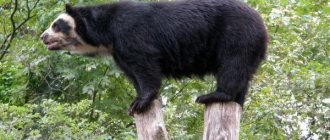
[133,99,169,140]
[203,102,242,140]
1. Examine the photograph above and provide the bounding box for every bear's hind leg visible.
[196,57,251,106]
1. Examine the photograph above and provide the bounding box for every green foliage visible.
[0,0,329,139]
[0,99,136,139]
[241,0,330,139]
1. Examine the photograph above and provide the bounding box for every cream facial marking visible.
[40,13,77,50]
[40,13,112,56]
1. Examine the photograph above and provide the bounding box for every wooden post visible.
[203,102,242,140]
[134,99,169,140]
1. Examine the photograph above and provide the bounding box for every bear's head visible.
[40,4,111,56]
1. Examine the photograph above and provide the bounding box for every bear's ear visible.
[65,4,75,15]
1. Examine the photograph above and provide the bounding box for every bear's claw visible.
[128,98,152,116]
[196,92,233,104]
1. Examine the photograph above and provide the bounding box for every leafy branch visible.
[0,0,40,61]
[90,67,110,121]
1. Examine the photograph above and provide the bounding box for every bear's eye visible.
[52,23,59,32]
[51,19,71,35]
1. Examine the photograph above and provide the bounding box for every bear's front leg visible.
[126,64,162,116]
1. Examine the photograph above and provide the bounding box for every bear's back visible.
[109,0,267,78]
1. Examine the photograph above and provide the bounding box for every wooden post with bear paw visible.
[133,100,242,140]
[133,99,169,140]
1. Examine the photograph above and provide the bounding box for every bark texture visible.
[203,102,242,140]
[134,99,169,140]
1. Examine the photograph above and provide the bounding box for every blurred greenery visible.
[0,0,329,139]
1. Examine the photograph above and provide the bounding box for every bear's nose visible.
[40,33,49,41]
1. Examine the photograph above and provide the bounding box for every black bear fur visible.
[65,0,268,115]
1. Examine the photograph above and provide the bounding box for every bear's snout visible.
[40,32,49,44]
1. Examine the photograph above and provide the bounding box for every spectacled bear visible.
[40,0,268,115]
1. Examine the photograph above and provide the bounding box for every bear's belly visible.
[160,53,217,78]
